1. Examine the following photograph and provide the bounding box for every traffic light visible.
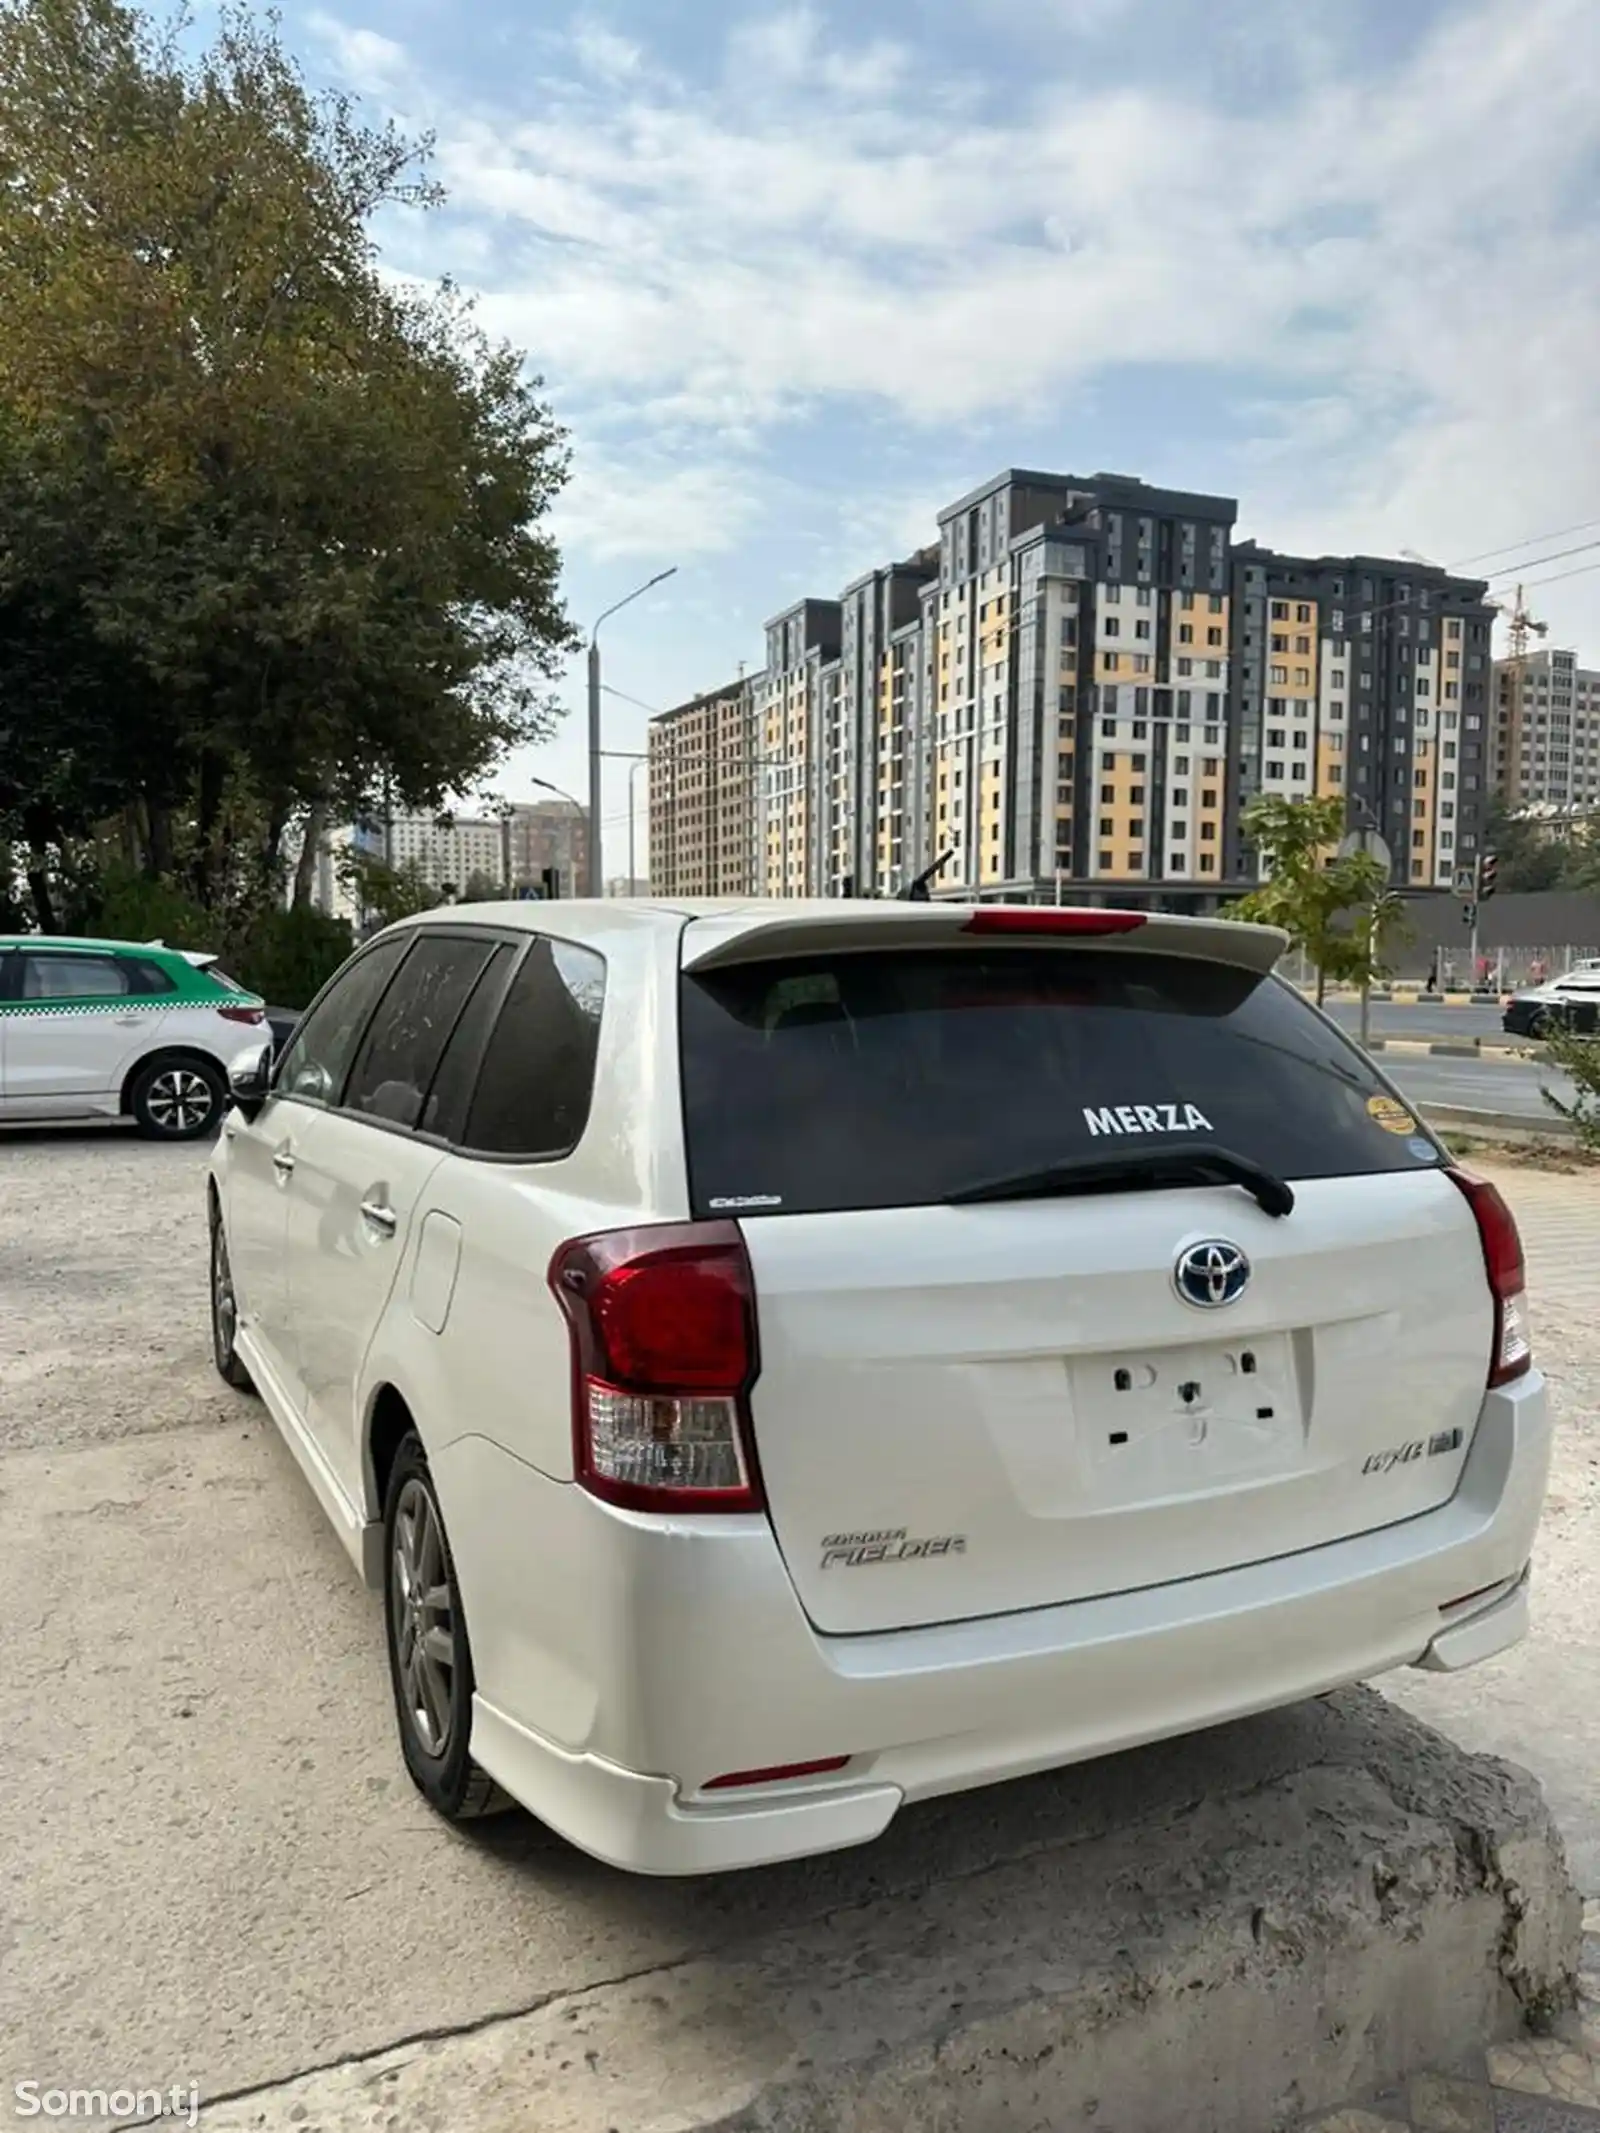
[1477,851,1499,902]
[540,865,560,901]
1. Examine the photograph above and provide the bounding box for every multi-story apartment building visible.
[1230,548,1496,889]
[385,808,507,894]
[647,678,761,896]
[505,798,589,899]
[648,468,1498,904]
[1491,647,1600,814]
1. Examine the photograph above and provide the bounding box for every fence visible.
[1280,944,1599,993]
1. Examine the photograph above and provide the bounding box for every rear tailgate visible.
[676,913,1495,1637]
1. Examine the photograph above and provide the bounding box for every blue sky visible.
[291,0,1600,877]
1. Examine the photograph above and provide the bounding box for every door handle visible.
[360,1200,398,1237]
[272,1150,296,1178]
[115,1014,147,1027]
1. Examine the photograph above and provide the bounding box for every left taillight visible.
[1447,1168,1532,1387]
[548,1222,764,1513]
[217,1005,265,1026]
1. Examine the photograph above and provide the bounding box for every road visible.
[1325,999,1508,1044]
[1384,1051,1576,1122]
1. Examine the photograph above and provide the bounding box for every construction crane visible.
[1497,582,1548,664]
[1488,583,1548,817]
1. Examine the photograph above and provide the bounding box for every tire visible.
[209,1207,254,1391]
[383,1432,506,1821]
[131,1055,225,1140]
[1527,1010,1553,1041]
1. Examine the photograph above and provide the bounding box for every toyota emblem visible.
[1174,1239,1251,1309]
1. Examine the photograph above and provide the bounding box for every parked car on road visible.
[0,935,269,1139]
[1502,968,1600,1039]
[208,899,1550,1875]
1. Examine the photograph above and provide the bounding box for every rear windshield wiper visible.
[945,1141,1295,1218]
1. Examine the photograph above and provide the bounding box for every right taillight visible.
[1447,1169,1532,1387]
[548,1222,764,1513]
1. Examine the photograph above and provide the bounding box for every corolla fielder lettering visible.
[207,896,1551,1876]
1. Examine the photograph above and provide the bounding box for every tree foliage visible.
[1540,1024,1600,1157]
[1225,795,1406,1002]
[0,0,576,925]
[1484,800,1600,895]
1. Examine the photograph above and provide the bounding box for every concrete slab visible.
[193,1696,1579,2133]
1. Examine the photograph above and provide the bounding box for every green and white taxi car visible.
[0,935,268,1139]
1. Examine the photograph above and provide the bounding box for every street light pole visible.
[587,568,677,896]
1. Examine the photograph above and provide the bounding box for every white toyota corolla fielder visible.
[207,899,1551,1874]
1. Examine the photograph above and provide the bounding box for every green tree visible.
[0,0,576,925]
[337,849,439,930]
[1225,795,1399,1004]
[1540,1025,1600,1157]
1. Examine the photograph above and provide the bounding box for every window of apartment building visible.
[1177,657,1194,677]
[1201,822,1217,840]
[1130,783,1146,804]
[1099,816,1115,837]
[1136,586,1152,606]
[1271,601,1289,621]
[1170,819,1187,839]
[1104,582,1121,602]
[1270,665,1288,685]
[1272,633,1289,653]
[1179,591,1196,611]
[1201,787,1217,807]
[1104,617,1121,637]
[1105,652,1121,672]
[1098,849,1114,870]
[1101,718,1116,738]
[1206,662,1222,679]
[1174,754,1191,775]
[1207,628,1224,647]
[1178,623,1194,644]
[1266,761,1284,780]
[1205,720,1221,741]
[1266,727,1285,748]
[1209,594,1224,613]
[1293,730,1309,750]
[1132,753,1148,771]
[1328,763,1344,784]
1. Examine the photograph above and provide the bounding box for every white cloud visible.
[315,0,1600,644]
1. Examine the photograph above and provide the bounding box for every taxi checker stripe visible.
[0,1002,184,1017]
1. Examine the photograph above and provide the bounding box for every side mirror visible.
[228,1042,274,1121]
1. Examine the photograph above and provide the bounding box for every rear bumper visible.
[440,1370,1552,1876]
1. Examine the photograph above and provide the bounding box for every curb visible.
[1367,1038,1534,1059]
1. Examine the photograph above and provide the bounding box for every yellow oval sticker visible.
[1367,1094,1417,1136]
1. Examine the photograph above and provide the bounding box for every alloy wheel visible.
[146,1068,217,1135]
[390,1478,459,1760]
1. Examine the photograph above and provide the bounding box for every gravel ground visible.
[0,1128,1595,2117]
[0,1130,233,1454]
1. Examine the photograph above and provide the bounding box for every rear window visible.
[679,946,1442,1219]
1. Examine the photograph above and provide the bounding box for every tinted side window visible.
[277,937,409,1107]
[123,957,178,996]
[344,935,497,1129]
[418,944,515,1141]
[462,938,606,1158]
[22,954,129,1000]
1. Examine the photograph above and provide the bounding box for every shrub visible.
[231,904,354,1010]
[1540,1024,1600,1156]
